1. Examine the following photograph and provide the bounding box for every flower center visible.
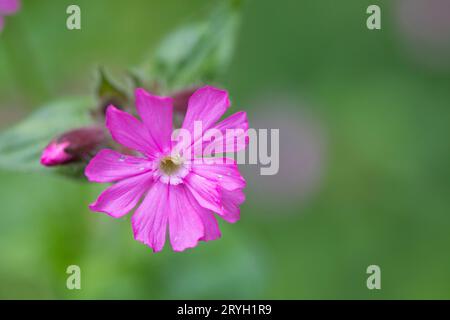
[159,155,183,176]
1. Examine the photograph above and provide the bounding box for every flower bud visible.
[171,87,199,113]
[40,126,106,167]
[171,86,200,128]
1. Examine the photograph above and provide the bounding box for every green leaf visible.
[96,68,130,111]
[0,96,95,172]
[149,0,241,91]
[97,69,125,99]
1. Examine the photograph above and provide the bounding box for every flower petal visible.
[181,86,230,142]
[85,149,153,183]
[105,105,159,157]
[0,0,20,15]
[168,185,205,251]
[196,209,221,242]
[184,172,223,214]
[198,111,249,155]
[89,171,154,218]
[192,158,246,191]
[135,88,173,151]
[131,181,169,252]
[220,188,245,223]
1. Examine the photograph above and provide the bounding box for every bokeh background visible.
[1,0,450,299]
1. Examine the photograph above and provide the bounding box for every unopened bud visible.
[40,126,106,167]
[171,86,200,128]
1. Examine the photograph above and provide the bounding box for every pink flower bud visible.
[40,141,72,166]
[40,126,106,167]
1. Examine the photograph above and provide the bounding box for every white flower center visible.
[155,154,190,185]
[159,155,183,176]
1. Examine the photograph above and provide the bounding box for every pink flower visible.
[85,86,248,252]
[0,0,20,32]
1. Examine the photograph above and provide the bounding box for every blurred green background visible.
[1,0,450,299]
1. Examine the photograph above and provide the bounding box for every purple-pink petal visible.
[196,209,221,242]
[220,188,245,223]
[192,158,246,191]
[168,185,206,251]
[132,181,169,252]
[203,111,249,154]
[135,88,173,152]
[85,149,153,183]
[181,86,230,142]
[105,105,159,158]
[89,171,154,218]
[184,173,224,214]
[0,0,20,15]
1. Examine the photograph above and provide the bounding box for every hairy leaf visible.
[0,96,95,172]
[149,1,241,91]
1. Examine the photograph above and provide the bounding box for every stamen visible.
[159,155,183,175]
